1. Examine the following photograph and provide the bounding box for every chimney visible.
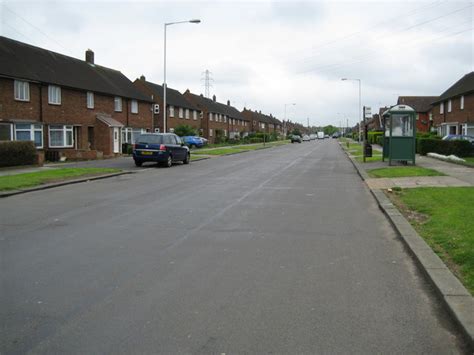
[227,100,230,106]
[85,49,94,64]
[212,95,216,102]
[140,75,146,81]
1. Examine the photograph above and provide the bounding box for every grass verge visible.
[388,187,474,294]
[368,166,445,178]
[194,141,289,156]
[0,168,120,191]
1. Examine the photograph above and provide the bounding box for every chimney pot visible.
[85,49,94,64]
[140,75,146,81]
[227,100,230,106]
[212,95,216,102]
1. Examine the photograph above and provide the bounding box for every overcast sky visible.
[1,0,472,127]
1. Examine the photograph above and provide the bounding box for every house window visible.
[199,111,203,119]
[224,129,227,136]
[169,106,175,117]
[49,125,73,148]
[0,123,13,141]
[209,113,213,121]
[122,127,146,143]
[209,128,213,136]
[14,123,43,148]
[87,92,94,109]
[131,100,138,114]
[440,102,444,114]
[448,99,452,112]
[114,97,122,112]
[179,108,184,118]
[460,96,464,110]
[193,110,197,120]
[48,85,61,105]
[185,109,189,119]
[14,80,30,101]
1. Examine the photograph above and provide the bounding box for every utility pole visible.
[201,69,213,98]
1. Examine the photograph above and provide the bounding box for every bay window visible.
[49,125,73,148]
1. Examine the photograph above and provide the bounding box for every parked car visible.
[309,134,317,140]
[317,131,324,139]
[324,134,329,139]
[182,136,204,148]
[302,135,311,142]
[200,137,208,145]
[133,133,190,167]
[332,132,340,138]
[442,134,474,144]
[291,135,302,143]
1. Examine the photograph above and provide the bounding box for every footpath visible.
[340,141,474,351]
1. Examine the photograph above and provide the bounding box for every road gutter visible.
[340,142,474,351]
[0,171,134,198]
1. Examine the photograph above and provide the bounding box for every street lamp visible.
[163,19,201,133]
[284,103,296,137]
[341,78,361,143]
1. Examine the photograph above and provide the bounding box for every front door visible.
[113,127,120,153]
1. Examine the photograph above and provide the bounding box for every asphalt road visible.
[0,140,466,354]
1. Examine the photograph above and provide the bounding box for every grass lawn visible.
[190,155,209,161]
[368,166,445,178]
[463,157,474,167]
[389,187,474,294]
[0,168,120,191]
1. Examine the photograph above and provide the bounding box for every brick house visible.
[133,77,200,134]
[0,36,152,159]
[431,72,474,136]
[183,91,230,143]
[218,100,249,139]
[397,96,438,133]
[242,109,281,135]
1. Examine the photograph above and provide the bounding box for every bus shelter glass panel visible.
[391,114,413,137]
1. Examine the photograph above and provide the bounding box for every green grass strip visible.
[395,187,474,294]
[368,167,445,178]
[0,168,120,191]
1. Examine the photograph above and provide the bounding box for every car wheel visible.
[164,155,172,168]
[183,153,190,164]
[134,160,142,167]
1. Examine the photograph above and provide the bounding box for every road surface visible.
[0,140,465,353]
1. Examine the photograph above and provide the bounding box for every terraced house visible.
[183,91,230,143]
[431,71,474,136]
[133,77,201,134]
[397,96,438,133]
[242,109,282,135]
[217,100,249,139]
[0,36,153,159]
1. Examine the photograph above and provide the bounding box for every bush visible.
[0,141,37,167]
[174,124,197,137]
[376,135,384,146]
[417,138,473,157]
[368,131,383,144]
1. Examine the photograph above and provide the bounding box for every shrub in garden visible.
[0,141,37,167]
[367,131,383,144]
[417,138,473,157]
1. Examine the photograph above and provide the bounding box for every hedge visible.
[368,131,383,144]
[0,141,37,167]
[376,135,384,146]
[417,138,473,157]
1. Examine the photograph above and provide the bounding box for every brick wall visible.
[432,94,474,128]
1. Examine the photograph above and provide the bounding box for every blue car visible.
[442,134,474,144]
[182,136,204,148]
[133,133,190,167]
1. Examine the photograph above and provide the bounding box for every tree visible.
[174,125,197,137]
[291,128,302,136]
[323,125,338,135]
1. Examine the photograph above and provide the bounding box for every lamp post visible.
[163,19,200,133]
[341,78,361,143]
[284,103,296,138]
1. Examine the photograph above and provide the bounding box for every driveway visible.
[0,139,466,353]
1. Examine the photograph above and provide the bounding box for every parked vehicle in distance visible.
[442,134,474,144]
[332,132,340,138]
[324,134,329,138]
[317,131,324,139]
[200,137,208,145]
[182,136,204,148]
[133,133,190,167]
[291,135,302,143]
[309,134,317,140]
[302,135,311,142]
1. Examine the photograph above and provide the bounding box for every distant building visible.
[397,96,438,132]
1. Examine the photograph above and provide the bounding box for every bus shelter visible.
[382,105,416,165]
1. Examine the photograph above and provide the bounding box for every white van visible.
[317,131,324,139]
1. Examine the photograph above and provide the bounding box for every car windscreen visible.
[135,135,163,144]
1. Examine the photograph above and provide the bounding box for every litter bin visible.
[364,143,373,157]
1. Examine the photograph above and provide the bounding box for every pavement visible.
[0,139,468,354]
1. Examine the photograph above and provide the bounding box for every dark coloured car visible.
[182,136,204,148]
[133,133,190,167]
[291,135,302,143]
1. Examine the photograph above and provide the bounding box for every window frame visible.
[193,110,197,120]
[209,128,213,137]
[87,91,94,109]
[48,85,61,105]
[114,97,122,112]
[179,107,184,118]
[14,80,30,102]
[169,105,175,117]
[131,99,138,114]
[440,102,444,114]
[460,96,464,110]
[448,99,452,113]
[48,125,74,148]
[185,108,190,119]
[14,123,43,148]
